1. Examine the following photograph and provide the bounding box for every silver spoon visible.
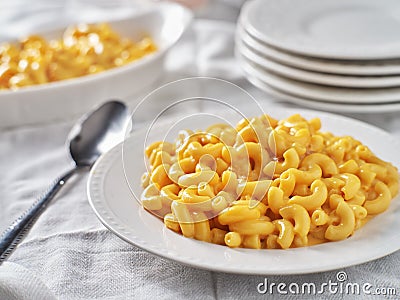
[0,100,130,263]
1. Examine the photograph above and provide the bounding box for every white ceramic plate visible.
[88,110,400,275]
[241,0,400,60]
[0,2,192,129]
[239,58,400,112]
[237,53,400,104]
[238,25,400,76]
[244,70,400,113]
[237,35,400,88]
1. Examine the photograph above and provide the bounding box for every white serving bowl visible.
[0,3,192,128]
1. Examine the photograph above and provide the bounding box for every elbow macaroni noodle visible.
[0,23,156,90]
[140,114,399,249]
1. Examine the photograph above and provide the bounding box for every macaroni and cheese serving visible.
[0,23,157,90]
[140,114,399,249]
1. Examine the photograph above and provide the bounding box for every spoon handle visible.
[0,167,77,263]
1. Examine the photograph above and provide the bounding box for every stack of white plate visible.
[236,0,400,113]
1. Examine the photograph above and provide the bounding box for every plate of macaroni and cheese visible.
[0,2,191,128]
[87,108,400,275]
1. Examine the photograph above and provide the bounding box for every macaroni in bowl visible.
[140,114,399,249]
[0,23,157,90]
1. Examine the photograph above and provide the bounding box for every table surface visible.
[1,1,400,299]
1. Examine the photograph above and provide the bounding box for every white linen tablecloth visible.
[1,2,400,299]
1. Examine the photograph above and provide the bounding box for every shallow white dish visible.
[0,2,192,129]
[238,25,400,76]
[237,36,400,88]
[244,71,400,113]
[88,110,400,275]
[237,54,400,104]
[241,0,400,60]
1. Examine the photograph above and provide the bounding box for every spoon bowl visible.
[69,101,130,167]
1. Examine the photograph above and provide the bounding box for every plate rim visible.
[87,109,400,275]
[237,24,400,76]
[240,61,400,113]
[237,53,400,104]
[236,35,400,89]
[240,0,400,60]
